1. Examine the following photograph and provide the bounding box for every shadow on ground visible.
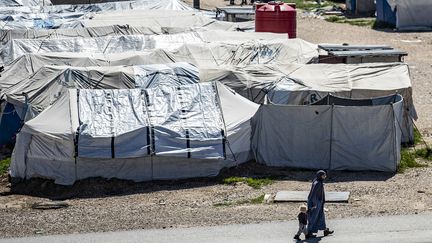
[3,161,395,200]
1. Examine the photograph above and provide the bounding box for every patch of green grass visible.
[213,194,265,207]
[398,149,428,173]
[414,148,432,161]
[413,128,423,145]
[283,0,336,10]
[222,177,274,189]
[325,16,376,27]
[0,157,11,174]
[249,194,265,204]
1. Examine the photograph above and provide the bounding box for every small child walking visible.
[294,205,308,240]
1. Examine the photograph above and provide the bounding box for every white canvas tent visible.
[386,0,432,30]
[10,82,259,185]
[252,94,403,172]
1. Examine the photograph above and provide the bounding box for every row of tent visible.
[0,0,417,184]
[10,82,404,185]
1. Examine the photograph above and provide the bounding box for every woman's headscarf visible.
[315,170,326,181]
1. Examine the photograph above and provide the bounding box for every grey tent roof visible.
[11,81,259,184]
[2,63,199,114]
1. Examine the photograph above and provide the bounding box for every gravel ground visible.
[2,9,432,239]
[1,162,432,238]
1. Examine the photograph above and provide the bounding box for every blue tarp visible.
[376,0,396,26]
[0,103,22,146]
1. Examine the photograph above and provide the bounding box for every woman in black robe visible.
[306,170,334,238]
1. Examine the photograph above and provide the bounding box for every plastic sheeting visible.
[1,31,301,65]
[0,0,50,7]
[251,94,403,172]
[0,34,203,65]
[0,36,318,88]
[42,0,193,14]
[133,63,199,88]
[72,10,248,30]
[11,82,259,184]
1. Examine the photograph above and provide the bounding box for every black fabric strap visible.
[75,90,81,158]
[185,129,191,158]
[151,125,155,155]
[221,129,226,159]
[111,136,115,159]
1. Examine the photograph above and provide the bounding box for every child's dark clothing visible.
[294,212,308,239]
[298,212,307,225]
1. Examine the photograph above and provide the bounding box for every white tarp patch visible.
[133,63,199,88]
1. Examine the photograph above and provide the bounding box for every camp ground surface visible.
[2,213,432,243]
[1,0,432,240]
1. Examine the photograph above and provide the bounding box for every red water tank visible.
[255,1,297,38]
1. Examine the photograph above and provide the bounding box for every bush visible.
[0,157,11,174]
[414,148,432,161]
[325,16,376,26]
[413,128,423,145]
[398,149,427,173]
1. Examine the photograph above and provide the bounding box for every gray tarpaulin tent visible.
[263,63,415,143]
[0,31,317,65]
[251,94,403,172]
[203,62,415,143]
[0,37,318,89]
[10,82,259,185]
[1,63,199,120]
[386,0,432,30]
